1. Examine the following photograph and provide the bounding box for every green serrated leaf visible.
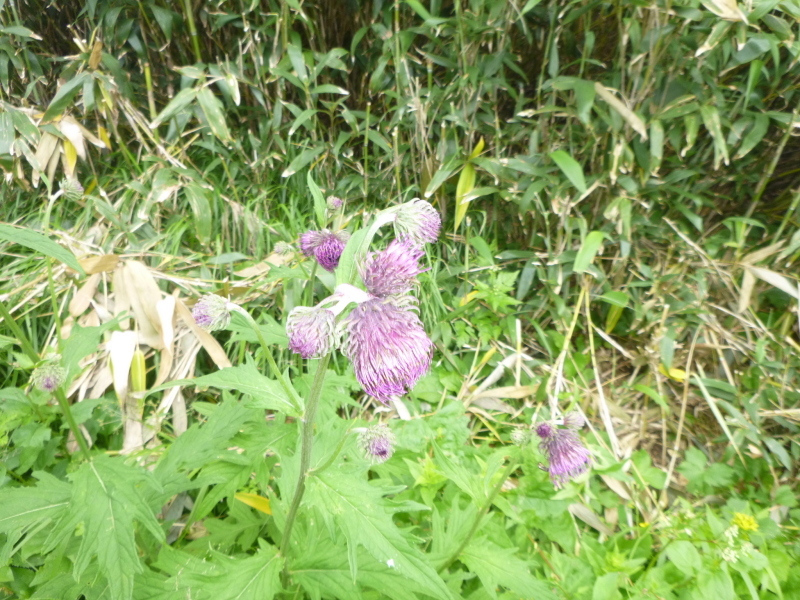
[0,223,85,274]
[307,471,450,600]
[460,539,557,600]
[65,456,164,600]
[148,362,299,416]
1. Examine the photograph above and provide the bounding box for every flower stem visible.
[230,306,303,414]
[280,354,329,583]
[0,298,91,461]
[437,455,518,573]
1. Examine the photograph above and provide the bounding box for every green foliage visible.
[1,0,800,598]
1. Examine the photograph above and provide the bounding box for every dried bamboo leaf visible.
[69,273,100,317]
[117,260,164,349]
[80,254,120,274]
[746,265,800,301]
[59,116,87,160]
[737,268,756,313]
[594,83,648,140]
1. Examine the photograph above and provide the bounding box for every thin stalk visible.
[438,455,518,573]
[0,298,91,461]
[308,428,349,477]
[230,306,303,413]
[280,355,330,583]
[181,0,203,63]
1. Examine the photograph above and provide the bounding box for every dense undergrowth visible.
[1,0,800,598]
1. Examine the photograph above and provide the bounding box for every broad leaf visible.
[307,470,451,600]
[65,456,165,600]
[0,223,85,274]
[148,362,299,416]
[460,538,558,600]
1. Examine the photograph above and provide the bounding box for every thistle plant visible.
[535,414,592,489]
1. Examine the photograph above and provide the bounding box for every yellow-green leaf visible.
[235,492,272,515]
[454,162,476,232]
[468,137,485,160]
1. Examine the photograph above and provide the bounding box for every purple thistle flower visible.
[286,306,337,359]
[394,199,441,246]
[192,294,232,332]
[341,297,433,403]
[299,229,350,272]
[358,423,396,463]
[32,364,66,393]
[360,239,426,298]
[535,421,591,489]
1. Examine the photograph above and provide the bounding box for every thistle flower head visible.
[286,306,337,359]
[357,423,396,463]
[299,229,350,272]
[32,363,66,393]
[274,241,293,255]
[394,199,441,246]
[192,294,232,332]
[511,428,533,446]
[360,239,426,298]
[563,411,585,430]
[536,421,591,489]
[60,177,84,202]
[327,195,343,210]
[341,297,433,403]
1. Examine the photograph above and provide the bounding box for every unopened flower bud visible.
[511,428,532,446]
[563,412,585,430]
[60,177,84,202]
[358,423,395,463]
[360,239,426,298]
[327,195,343,210]
[394,199,440,246]
[32,364,66,392]
[274,241,293,255]
[299,229,350,272]
[286,306,337,359]
[192,294,232,332]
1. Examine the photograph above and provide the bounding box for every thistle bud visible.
[32,364,66,393]
[511,428,532,446]
[563,411,585,430]
[60,177,84,202]
[358,423,396,463]
[274,241,293,255]
[326,195,343,211]
[360,239,426,298]
[286,306,337,359]
[299,229,350,272]
[394,199,440,246]
[192,294,232,332]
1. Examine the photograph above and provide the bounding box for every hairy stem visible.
[0,298,91,461]
[280,355,330,582]
[230,306,303,413]
[438,455,518,573]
